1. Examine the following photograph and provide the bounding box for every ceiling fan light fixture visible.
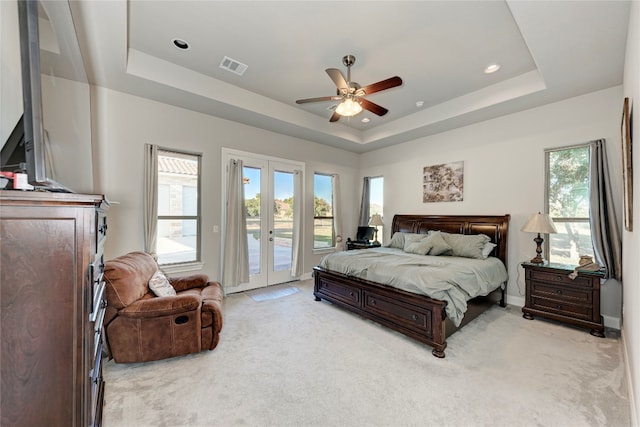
[335,98,363,116]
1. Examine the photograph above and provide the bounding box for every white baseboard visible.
[506,295,525,308]
[621,327,638,427]
[603,314,622,330]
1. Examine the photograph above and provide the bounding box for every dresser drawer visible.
[89,341,104,427]
[95,210,108,253]
[316,277,361,308]
[530,282,592,304]
[531,296,592,321]
[528,269,593,287]
[364,291,433,338]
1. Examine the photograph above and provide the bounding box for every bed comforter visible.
[319,247,508,326]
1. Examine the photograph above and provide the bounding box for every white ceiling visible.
[70,0,630,153]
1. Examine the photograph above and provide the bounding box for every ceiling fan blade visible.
[296,96,342,104]
[360,98,388,116]
[329,111,341,122]
[361,76,403,95]
[326,68,348,90]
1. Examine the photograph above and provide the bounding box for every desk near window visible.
[346,239,381,250]
[346,226,380,250]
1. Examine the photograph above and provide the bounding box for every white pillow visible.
[148,271,176,297]
[482,242,497,259]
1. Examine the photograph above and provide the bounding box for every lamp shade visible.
[335,98,363,116]
[369,214,384,227]
[521,212,558,234]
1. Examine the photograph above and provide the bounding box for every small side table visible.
[521,262,605,337]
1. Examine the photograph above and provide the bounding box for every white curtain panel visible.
[332,174,346,251]
[290,170,303,277]
[359,177,371,227]
[143,143,158,258]
[222,159,250,287]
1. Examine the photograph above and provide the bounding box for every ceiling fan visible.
[296,55,403,122]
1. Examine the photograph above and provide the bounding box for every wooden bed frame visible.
[313,214,510,358]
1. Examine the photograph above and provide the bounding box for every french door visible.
[223,150,303,292]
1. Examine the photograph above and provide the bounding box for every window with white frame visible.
[313,173,334,249]
[545,145,595,264]
[156,149,201,265]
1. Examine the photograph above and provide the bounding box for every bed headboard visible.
[391,214,510,265]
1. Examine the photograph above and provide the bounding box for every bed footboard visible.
[313,266,449,358]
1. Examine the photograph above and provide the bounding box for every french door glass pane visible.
[156,219,197,264]
[244,166,261,275]
[273,171,293,272]
[548,221,594,264]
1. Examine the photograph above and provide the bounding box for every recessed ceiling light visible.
[484,64,501,74]
[172,38,190,50]
[361,117,370,123]
[416,101,424,108]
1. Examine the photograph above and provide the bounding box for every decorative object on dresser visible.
[102,251,224,363]
[369,214,384,244]
[314,214,510,358]
[521,212,558,263]
[0,190,109,427]
[521,262,605,337]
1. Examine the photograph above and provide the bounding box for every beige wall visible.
[359,86,624,326]
[622,1,639,424]
[91,86,360,282]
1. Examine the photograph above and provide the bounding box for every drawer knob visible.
[412,314,418,321]
[556,305,563,310]
[370,299,376,305]
[349,292,354,297]
[556,290,563,295]
[555,276,562,281]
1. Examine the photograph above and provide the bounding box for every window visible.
[545,145,594,264]
[314,173,334,249]
[156,149,201,265]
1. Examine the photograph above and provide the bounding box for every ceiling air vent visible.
[219,56,248,76]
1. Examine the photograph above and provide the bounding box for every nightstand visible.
[521,262,605,337]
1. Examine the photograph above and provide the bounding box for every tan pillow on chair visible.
[148,271,177,297]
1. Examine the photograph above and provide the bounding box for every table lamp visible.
[369,214,384,244]
[521,212,558,264]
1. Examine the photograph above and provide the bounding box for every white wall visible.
[622,1,639,424]
[92,86,360,282]
[359,87,624,326]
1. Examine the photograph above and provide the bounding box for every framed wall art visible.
[423,161,464,203]
[622,97,633,231]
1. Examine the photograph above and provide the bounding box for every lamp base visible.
[531,233,545,264]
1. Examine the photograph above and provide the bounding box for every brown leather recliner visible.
[102,251,224,363]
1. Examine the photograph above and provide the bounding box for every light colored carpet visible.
[102,279,631,427]
[246,285,299,302]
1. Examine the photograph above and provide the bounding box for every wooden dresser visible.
[1,190,109,427]
[521,262,605,337]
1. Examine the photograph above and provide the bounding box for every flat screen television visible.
[0,0,93,193]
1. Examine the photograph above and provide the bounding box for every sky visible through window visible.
[245,168,382,209]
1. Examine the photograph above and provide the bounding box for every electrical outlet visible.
[213,225,219,233]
